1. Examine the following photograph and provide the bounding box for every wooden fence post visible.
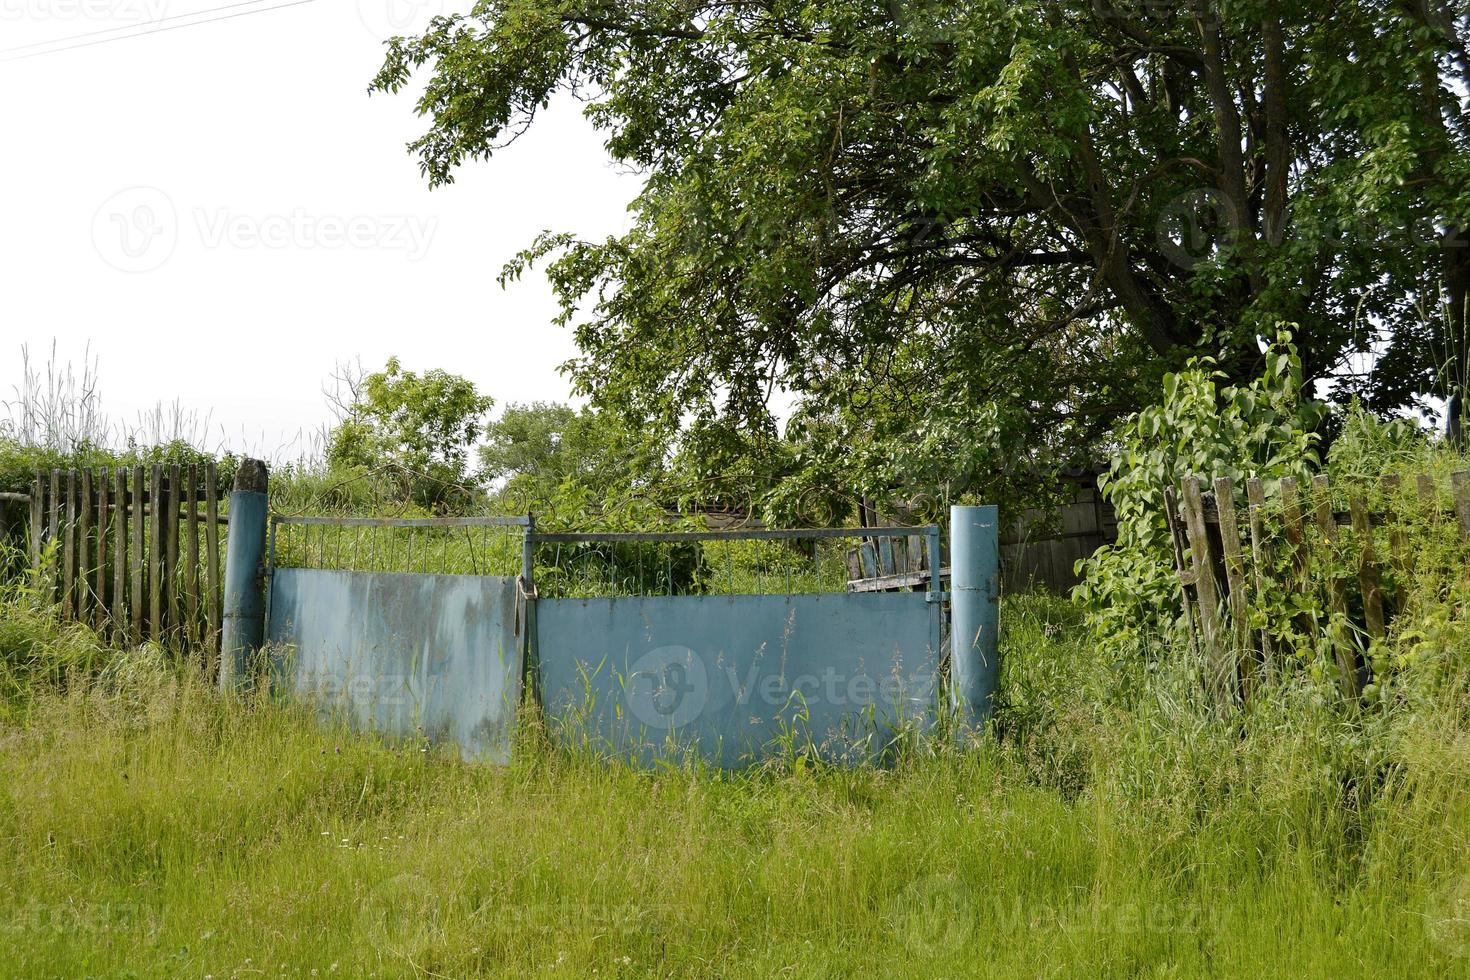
[1313,475,1360,700]
[131,465,145,644]
[95,469,109,632]
[1245,477,1275,680]
[1380,474,1410,575]
[114,467,128,642]
[1180,476,1229,707]
[166,463,181,644]
[78,468,92,625]
[1164,486,1202,663]
[186,464,200,651]
[28,472,43,573]
[1279,477,1315,642]
[61,469,75,620]
[47,469,60,603]
[1454,472,1470,540]
[1349,497,1386,645]
[149,463,164,641]
[1213,476,1251,701]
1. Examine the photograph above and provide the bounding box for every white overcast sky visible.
[0,0,640,459]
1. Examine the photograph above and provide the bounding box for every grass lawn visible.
[1,598,1468,978]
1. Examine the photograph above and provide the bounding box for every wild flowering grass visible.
[1,596,1468,977]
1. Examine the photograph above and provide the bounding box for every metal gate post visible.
[219,458,269,691]
[521,515,540,706]
[950,505,1000,730]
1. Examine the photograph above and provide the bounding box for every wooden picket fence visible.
[1165,470,1470,707]
[25,464,225,662]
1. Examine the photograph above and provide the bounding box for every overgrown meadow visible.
[4,345,1470,977]
[3,587,1469,978]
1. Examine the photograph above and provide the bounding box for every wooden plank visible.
[1312,475,1338,543]
[1379,475,1410,576]
[1163,486,1201,663]
[876,536,894,577]
[165,463,182,643]
[1454,471,1470,540]
[1214,477,1251,701]
[1313,475,1360,700]
[1180,476,1228,706]
[1245,478,1275,678]
[114,467,128,641]
[149,463,164,641]
[131,465,145,644]
[847,567,949,593]
[94,469,108,632]
[1350,497,1386,643]
[186,463,200,651]
[1281,476,1317,652]
[62,469,76,620]
[78,468,92,626]
[205,462,221,658]
[29,472,43,573]
[1416,473,1438,516]
[47,468,60,601]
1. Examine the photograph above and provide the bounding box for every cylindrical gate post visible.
[219,458,269,691]
[950,505,1000,729]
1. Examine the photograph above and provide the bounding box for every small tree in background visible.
[480,401,677,524]
[327,357,492,511]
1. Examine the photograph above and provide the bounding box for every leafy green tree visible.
[327,357,493,509]
[480,400,680,518]
[373,1,1470,507]
[479,401,635,506]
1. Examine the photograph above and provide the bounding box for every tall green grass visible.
[2,594,1468,977]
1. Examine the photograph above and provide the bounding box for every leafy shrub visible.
[1075,333,1325,660]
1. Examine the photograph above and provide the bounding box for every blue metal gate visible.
[532,527,946,766]
[256,513,998,767]
[264,516,531,762]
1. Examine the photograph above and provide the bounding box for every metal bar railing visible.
[271,516,531,528]
[528,526,934,544]
[530,525,945,601]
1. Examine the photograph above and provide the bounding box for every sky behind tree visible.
[0,0,638,458]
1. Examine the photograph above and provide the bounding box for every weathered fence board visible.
[1168,469,1470,709]
[22,466,226,663]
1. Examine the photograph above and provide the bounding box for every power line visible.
[1,0,288,55]
[0,0,319,62]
